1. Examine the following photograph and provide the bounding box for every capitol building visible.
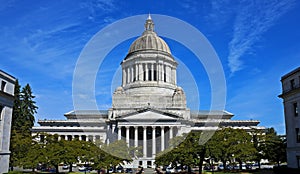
[32,16,264,168]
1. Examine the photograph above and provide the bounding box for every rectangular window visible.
[1,81,6,91]
[296,128,300,143]
[291,79,295,89]
[297,156,300,168]
[294,103,299,116]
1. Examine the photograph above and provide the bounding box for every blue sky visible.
[1,0,299,135]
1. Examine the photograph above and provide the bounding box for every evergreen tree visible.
[20,84,38,134]
[10,81,38,170]
[11,79,21,131]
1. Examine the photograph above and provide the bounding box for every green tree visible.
[263,128,287,166]
[206,128,257,170]
[20,84,38,133]
[11,79,21,131]
[156,131,207,174]
[10,82,38,170]
[251,128,266,168]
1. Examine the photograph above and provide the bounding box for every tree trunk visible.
[107,166,109,174]
[69,164,73,172]
[258,161,261,169]
[222,160,226,171]
[239,160,242,170]
[55,164,59,174]
[198,151,205,174]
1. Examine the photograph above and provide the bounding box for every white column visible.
[134,126,138,147]
[93,136,96,142]
[127,67,130,84]
[161,127,165,151]
[79,135,82,141]
[162,64,166,82]
[58,136,61,141]
[169,126,173,140]
[166,65,170,83]
[65,135,68,141]
[138,63,143,81]
[173,68,177,84]
[157,63,160,81]
[143,126,147,157]
[118,127,122,140]
[135,64,138,81]
[130,66,133,82]
[151,63,154,81]
[145,64,148,81]
[159,64,162,81]
[126,126,130,147]
[122,68,126,86]
[152,126,156,157]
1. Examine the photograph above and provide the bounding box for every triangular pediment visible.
[116,108,180,121]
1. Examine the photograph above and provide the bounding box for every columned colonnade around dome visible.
[122,61,177,86]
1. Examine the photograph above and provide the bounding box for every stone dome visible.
[128,15,171,55]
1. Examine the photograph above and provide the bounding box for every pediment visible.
[116,108,180,121]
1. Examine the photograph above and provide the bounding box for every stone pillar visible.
[79,135,82,141]
[173,68,177,84]
[134,126,138,147]
[126,126,130,147]
[138,63,143,81]
[152,126,156,157]
[162,64,166,82]
[122,68,126,86]
[145,64,148,81]
[157,63,160,81]
[93,136,96,142]
[127,67,130,84]
[161,127,165,151]
[58,136,61,141]
[135,64,139,81]
[169,126,173,139]
[143,126,147,157]
[166,65,170,83]
[131,66,134,82]
[65,135,68,141]
[151,63,154,81]
[118,127,122,140]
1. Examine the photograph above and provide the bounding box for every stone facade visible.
[0,70,16,174]
[32,16,264,168]
[279,67,300,168]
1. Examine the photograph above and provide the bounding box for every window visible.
[297,156,300,168]
[291,79,295,89]
[294,103,299,116]
[1,81,6,91]
[296,128,300,143]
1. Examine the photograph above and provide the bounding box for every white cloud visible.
[228,0,295,74]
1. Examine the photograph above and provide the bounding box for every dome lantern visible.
[127,16,172,55]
